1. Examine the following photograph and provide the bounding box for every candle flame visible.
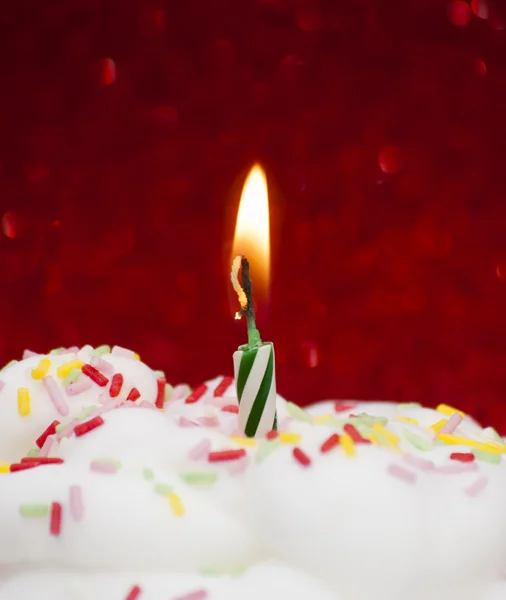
[231,164,270,310]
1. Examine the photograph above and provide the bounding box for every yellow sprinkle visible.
[367,434,381,445]
[436,404,465,418]
[31,358,51,380]
[438,434,503,455]
[429,418,448,435]
[134,352,141,360]
[313,414,334,424]
[168,492,185,517]
[230,436,257,447]
[56,359,84,379]
[396,416,419,425]
[372,423,400,446]
[0,462,10,473]
[17,388,30,416]
[340,433,356,457]
[279,432,302,444]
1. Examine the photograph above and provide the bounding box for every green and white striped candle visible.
[231,255,277,438]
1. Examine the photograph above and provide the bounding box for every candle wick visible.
[238,256,262,348]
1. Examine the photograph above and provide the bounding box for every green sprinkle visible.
[403,429,432,451]
[1,359,18,371]
[26,448,40,458]
[74,405,98,421]
[199,568,222,577]
[350,413,388,428]
[55,419,72,433]
[397,402,422,410]
[19,503,50,518]
[49,347,66,356]
[230,566,247,578]
[154,370,166,378]
[154,483,173,495]
[143,468,155,481]
[473,449,501,465]
[285,402,313,423]
[256,439,281,463]
[164,383,174,401]
[92,345,111,356]
[180,472,218,485]
[93,458,122,469]
[62,368,81,387]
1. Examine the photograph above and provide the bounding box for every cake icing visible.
[0,346,505,600]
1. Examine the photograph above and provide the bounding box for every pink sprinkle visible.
[173,589,208,600]
[111,345,136,359]
[38,436,54,458]
[205,395,236,408]
[227,456,250,476]
[23,349,39,359]
[188,438,211,460]
[387,463,417,484]
[465,476,488,497]
[278,416,293,430]
[43,376,69,416]
[173,384,191,401]
[90,461,118,474]
[438,462,478,475]
[138,400,156,409]
[437,413,463,436]
[196,416,220,427]
[90,356,114,375]
[69,485,84,520]
[60,346,79,355]
[403,454,435,471]
[0,380,4,392]
[178,416,198,428]
[66,377,93,396]
[57,419,79,439]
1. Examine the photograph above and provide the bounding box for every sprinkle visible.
[188,439,211,460]
[450,452,475,463]
[396,416,419,425]
[90,460,119,474]
[61,346,79,354]
[31,358,51,380]
[196,415,220,427]
[143,468,155,480]
[126,387,141,401]
[465,476,488,497]
[155,378,166,409]
[57,360,84,379]
[333,401,356,413]
[230,436,257,447]
[438,413,463,436]
[180,472,218,485]
[74,416,104,437]
[17,388,30,416]
[173,589,208,600]
[340,433,356,457]
[66,377,93,395]
[125,585,142,600]
[19,503,50,517]
[292,447,311,467]
[20,457,63,465]
[111,345,136,359]
[57,419,79,438]
[23,349,39,359]
[0,380,4,391]
[372,423,400,446]
[179,416,198,428]
[208,449,246,462]
[90,356,114,375]
[36,420,60,448]
[256,439,281,462]
[39,436,54,457]
[436,403,465,418]
[473,449,501,464]
[403,429,433,451]
[403,454,435,471]
[387,463,416,484]
[155,483,174,495]
[74,405,98,421]
[343,423,370,444]
[81,364,109,387]
[437,462,478,474]
[266,430,278,440]
[213,376,234,397]
[42,376,69,416]
[0,462,10,473]
[10,463,39,472]
[109,373,124,397]
[284,401,313,422]
[49,347,65,355]
[50,502,62,535]
[69,485,84,520]
[92,345,111,356]
[185,384,208,404]
[438,434,503,455]
[320,433,340,453]
[397,402,421,409]
[430,419,448,435]
[168,492,185,516]
[313,414,336,424]
[61,368,81,387]
[154,370,165,378]
[221,404,239,414]
[227,455,250,475]
[279,432,302,444]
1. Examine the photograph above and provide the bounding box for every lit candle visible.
[231,165,277,438]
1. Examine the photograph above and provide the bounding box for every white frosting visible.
[0,346,505,600]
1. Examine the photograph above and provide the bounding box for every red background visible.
[1,0,506,429]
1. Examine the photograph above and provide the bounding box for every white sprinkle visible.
[111,345,136,359]
[465,476,488,497]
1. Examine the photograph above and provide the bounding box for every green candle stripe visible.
[244,348,274,437]
[236,350,257,401]
[19,504,50,517]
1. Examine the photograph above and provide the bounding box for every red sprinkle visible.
[74,416,104,437]
[293,447,312,467]
[450,452,475,463]
[126,387,141,401]
[82,364,109,387]
[266,430,278,440]
[10,462,38,472]
[125,585,142,600]
[208,449,246,462]
[21,457,63,465]
[320,433,340,453]
[221,404,239,414]
[213,376,233,397]
[35,420,60,448]
[334,402,356,413]
[343,423,371,444]
[109,373,124,397]
[185,383,208,404]
[155,378,166,409]
[50,502,62,536]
